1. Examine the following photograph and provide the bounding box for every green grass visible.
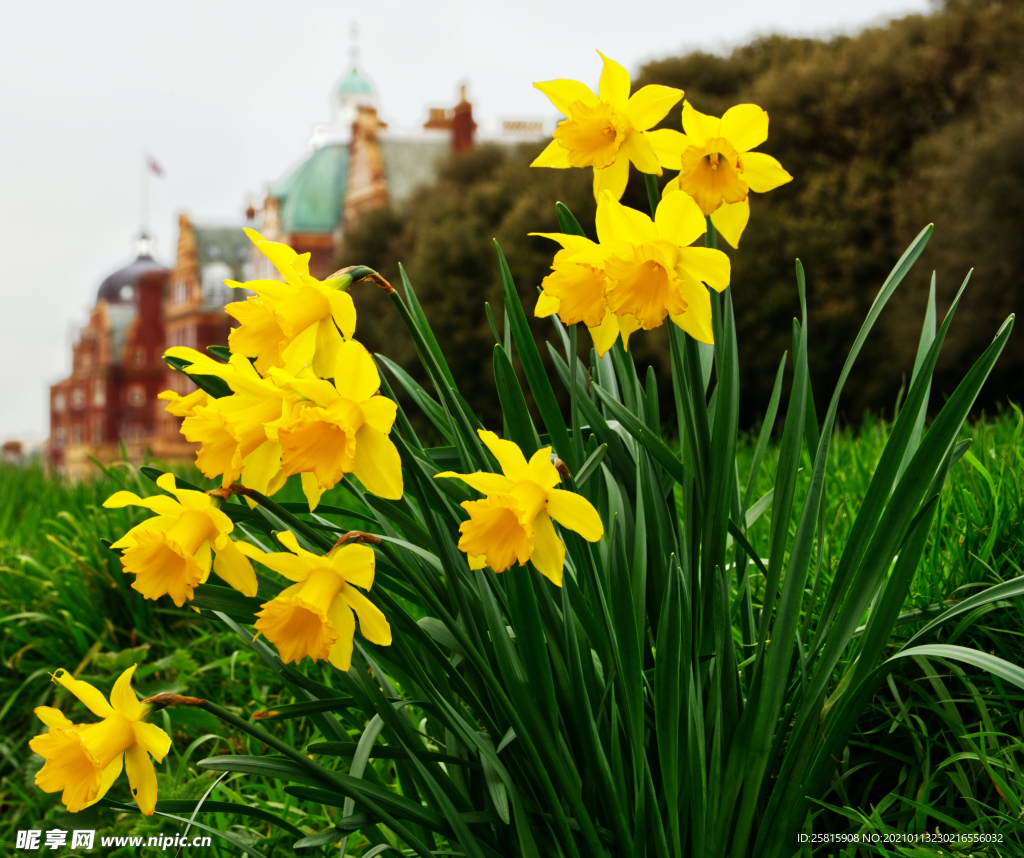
[1,406,1021,856]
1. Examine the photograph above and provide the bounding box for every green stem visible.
[705,216,718,249]
[242,488,335,552]
[644,174,661,219]
[199,699,437,858]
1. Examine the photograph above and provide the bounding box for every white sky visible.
[0,0,931,441]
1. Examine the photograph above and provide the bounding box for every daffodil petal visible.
[621,130,661,175]
[670,277,714,344]
[677,247,731,293]
[592,158,630,202]
[275,530,320,561]
[741,151,793,193]
[236,541,311,582]
[132,720,171,762]
[240,439,284,496]
[595,190,658,245]
[529,232,597,254]
[327,599,356,671]
[547,489,604,541]
[343,587,392,646]
[334,340,380,401]
[682,101,721,143]
[644,128,689,171]
[53,669,115,719]
[213,540,258,597]
[531,138,571,168]
[353,425,404,499]
[124,743,158,816]
[103,491,182,518]
[109,665,141,721]
[589,311,620,357]
[529,512,565,586]
[655,191,708,248]
[527,448,560,489]
[533,79,598,116]
[476,429,530,481]
[625,85,683,131]
[435,470,515,494]
[536,291,560,318]
[331,543,375,589]
[597,51,631,108]
[710,198,750,249]
[97,754,123,806]
[328,289,356,339]
[721,104,769,153]
[34,706,75,730]
[361,395,398,434]
[301,472,325,511]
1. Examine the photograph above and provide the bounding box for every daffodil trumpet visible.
[30,665,171,815]
[435,430,604,586]
[532,51,682,200]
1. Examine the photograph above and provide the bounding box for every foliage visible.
[339,0,1024,427]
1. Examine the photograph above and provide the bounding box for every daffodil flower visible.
[530,236,641,356]
[567,190,730,343]
[435,430,603,586]
[532,51,683,200]
[239,532,391,671]
[104,473,256,606]
[226,228,357,377]
[30,665,171,815]
[164,347,299,496]
[648,101,792,247]
[268,339,402,510]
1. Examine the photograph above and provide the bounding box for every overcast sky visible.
[0,0,932,441]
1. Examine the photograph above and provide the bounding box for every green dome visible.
[338,68,372,98]
[272,144,349,234]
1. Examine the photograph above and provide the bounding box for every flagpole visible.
[141,153,149,235]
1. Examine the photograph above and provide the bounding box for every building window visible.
[71,424,83,445]
[71,388,85,408]
[128,384,146,407]
[92,416,104,445]
[93,379,105,407]
[133,347,146,366]
[54,427,66,448]
[54,392,66,412]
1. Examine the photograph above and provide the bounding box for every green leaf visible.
[190,585,263,622]
[493,344,542,455]
[251,697,355,721]
[495,241,574,470]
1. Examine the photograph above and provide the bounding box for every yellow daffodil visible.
[268,339,402,510]
[30,665,170,815]
[104,473,256,606]
[648,101,792,247]
[164,347,298,496]
[434,430,603,586]
[567,190,730,343]
[239,531,391,671]
[531,235,641,356]
[226,228,357,377]
[157,387,208,418]
[532,51,683,200]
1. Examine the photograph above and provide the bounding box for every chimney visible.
[451,85,476,154]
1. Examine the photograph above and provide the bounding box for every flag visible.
[146,156,165,177]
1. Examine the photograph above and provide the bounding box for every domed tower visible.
[49,234,170,475]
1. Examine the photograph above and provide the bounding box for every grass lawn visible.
[2,406,1022,856]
